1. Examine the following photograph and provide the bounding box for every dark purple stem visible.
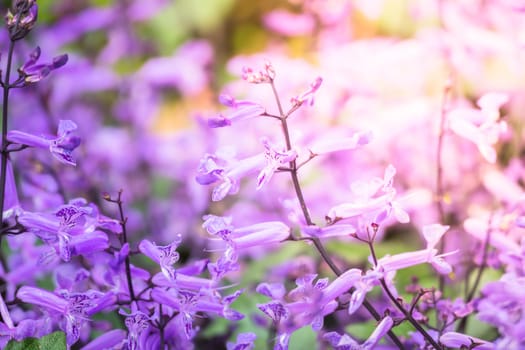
[368,239,443,350]
[0,38,16,270]
[269,79,404,349]
[113,190,136,301]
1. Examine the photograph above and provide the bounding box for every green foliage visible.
[142,0,236,56]
[5,331,66,350]
[289,326,317,350]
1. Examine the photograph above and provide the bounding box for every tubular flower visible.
[208,94,265,128]
[375,224,456,275]
[8,120,80,166]
[323,316,394,350]
[326,164,409,224]
[138,235,182,280]
[257,138,298,190]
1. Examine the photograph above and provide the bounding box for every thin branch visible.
[269,79,404,350]
[105,190,136,301]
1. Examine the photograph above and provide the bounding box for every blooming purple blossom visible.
[138,235,182,280]
[323,316,394,350]
[2,2,525,349]
[16,46,68,85]
[17,286,104,346]
[326,164,409,225]
[208,94,266,128]
[375,224,455,275]
[8,120,80,166]
[196,151,265,201]
[257,138,298,189]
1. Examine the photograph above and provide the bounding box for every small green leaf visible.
[5,331,66,350]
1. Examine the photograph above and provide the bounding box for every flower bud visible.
[5,0,38,41]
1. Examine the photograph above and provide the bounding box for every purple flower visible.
[151,288,243,339]
[152,272,216,292]
[18,200,106,262]
[448,92,508,163]
[291,76,323,107]
[476,273,525,347]
[256,272,372,343]
[227,332,257,350]
[138,40,213,96]
[138,235,182,280]
[8,120,80,166]
[263,10,315,36]
[318,268,383,315]
[323,316,394,350]
[203,215,290,262]
[208,94,265,127]
[301,223,356,239]
[17,286,103,346]
[17,46,68,84]
[256,138,297,190]
[308,129,372,155]
[242,61,275,83]
[120,306,151,350]
[439,332,494,350]
[80,329,126,350]
[326,164,409,224]
[0,318,51,347]
[375,224,455,275]
[196,151,265,201]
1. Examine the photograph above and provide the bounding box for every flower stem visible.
[456,216,493,333]
[368,239,443,350]
[113,190,136,301]
[436,80,451,293]
[0,38,17,270]
[270,80,404,349]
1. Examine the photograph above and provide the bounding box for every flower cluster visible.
[0,0,523,349]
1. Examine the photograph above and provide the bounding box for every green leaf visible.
[289,326,316,350]
[5,331,66,350]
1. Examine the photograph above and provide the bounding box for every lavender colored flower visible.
[439,332,494,350]
[196,151,265,201]
[326,164,409,225]
[301,223,356,239]
[448,92,508,163]
[308,129,372,155]
[257,138,298,190]
[227,332,257,350]
[138,235,182,280]
[17,286,104,346]
[80,329,126,350]
[476,273,525,348]
[121,307,151,350]
[208,94,265,128]
[263,10,315,37]
[323,316,394,350]
[18,200,108,262]
[375,224,455,275]
[152,275,214,295]
[290,76,323,107]
[202,215,290,262]
[8,120,80,166]
[16,46,68,85]
[151,288,243,339]
[242,61,275,84]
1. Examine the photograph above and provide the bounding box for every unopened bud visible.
[5,0,38,41]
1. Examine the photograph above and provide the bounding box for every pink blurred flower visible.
[263,10,315,36]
